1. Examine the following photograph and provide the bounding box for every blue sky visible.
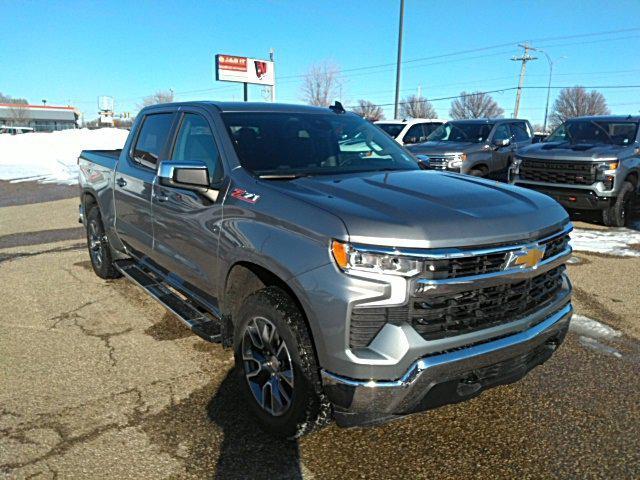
[2,0,639,124]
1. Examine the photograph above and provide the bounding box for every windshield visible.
[222,112,420,177]
[426,122,494,143]
[547,120,638,146]
[376,122,405,139]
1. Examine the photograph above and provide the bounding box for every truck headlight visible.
[595,160,618,189]
[331,240,421,277]
[447,153,466,169]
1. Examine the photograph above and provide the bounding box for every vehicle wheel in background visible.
[85,206,121,279]
[602,181,635,227]
[233,286,331,438]
[469,169,485,177]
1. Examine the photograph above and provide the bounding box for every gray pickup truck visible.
[513,115,640,227]
[78,101,573,437]
[406,118,534,179]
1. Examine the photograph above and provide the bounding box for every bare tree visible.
[0,92,28,104]
[7,105,30,126]
[139,90,174,108]
[450,91,504,119]
[550,86,610,128]
[399,95,437,119]
[351,100,384,121]
[301,61,343,107]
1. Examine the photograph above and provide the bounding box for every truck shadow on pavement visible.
[142,368,303,480]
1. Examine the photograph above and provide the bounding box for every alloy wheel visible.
[241,316,295,416]
[88,220,104,268]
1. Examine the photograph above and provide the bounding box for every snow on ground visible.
[570,314,622,340]
[0,128,129,185]
[571,225,640,257]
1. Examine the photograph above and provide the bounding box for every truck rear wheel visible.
[233,286,331,438]
[602,181,635,227]
[85,206,121,279]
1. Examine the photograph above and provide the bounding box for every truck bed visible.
[80,149,121,169]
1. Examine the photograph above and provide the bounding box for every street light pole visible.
[541,51,553,133]
[393,0,405,119]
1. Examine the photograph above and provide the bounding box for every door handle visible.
[155,191,169,202]
[116,177,127,188]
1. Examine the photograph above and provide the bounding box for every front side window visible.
[404,124,426,144]
[221,112,419,177]
[376,122,405,139]
[172,113,223,183]
[428,122,494,143]
[547,120,639,146]
[510,122,531,142]
[493,124,510,142]
[132,113,173,168]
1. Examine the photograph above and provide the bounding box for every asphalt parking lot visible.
[1,181,639,479]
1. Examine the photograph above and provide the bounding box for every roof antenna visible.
[329,101,345,114]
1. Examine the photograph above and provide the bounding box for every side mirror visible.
[158,161,209,190]
[493,138,510,148]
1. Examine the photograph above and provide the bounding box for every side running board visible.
[115,260,221,343]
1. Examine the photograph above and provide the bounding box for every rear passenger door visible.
[151,108,226,303]
[114,111,175,257]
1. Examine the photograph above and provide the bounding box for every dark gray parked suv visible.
[78,102,572,437]
[407,118,534,179]
[513,115,640,227]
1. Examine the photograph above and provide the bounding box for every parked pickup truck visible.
[407,118,534,179]
[513,115,640,227]
[79,101,573,437]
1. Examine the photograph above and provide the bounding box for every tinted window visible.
[493,124,510,141]
[510,122,531,142]
[222,112,419,176]
[172,114,223,183]
[547,120,638,146]
[427,122,494,143]
[422,122,442,137]
[132,113,173,168]
[377,123,404,138]
[404,124,426,143]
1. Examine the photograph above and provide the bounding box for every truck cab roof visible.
[141,101,334,115]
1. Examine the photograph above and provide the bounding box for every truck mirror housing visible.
[158,161,210,190]
[493,138,510,148]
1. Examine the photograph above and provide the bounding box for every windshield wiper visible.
[258,173,313,180]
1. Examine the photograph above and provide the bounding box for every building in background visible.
[0,104,79,132]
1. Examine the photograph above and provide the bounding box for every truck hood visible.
[267,170,568,249]
[519,141,626,160]
[407,141,481,155]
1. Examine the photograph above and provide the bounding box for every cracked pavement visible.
[1,182,639,479]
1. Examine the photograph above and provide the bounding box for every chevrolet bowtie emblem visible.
[503,245,546,270]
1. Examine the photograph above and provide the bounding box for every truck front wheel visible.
[233,286,331,438]
[602,181,635,227]
[85,206,121,279]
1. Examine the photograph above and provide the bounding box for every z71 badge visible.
[231,188,260,204]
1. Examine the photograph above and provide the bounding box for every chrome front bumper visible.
[322,302,572,427]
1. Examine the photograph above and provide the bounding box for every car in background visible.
[406,118,534,179]
[0,126,34,135]
[375,118,444,145]
[513,115,640,227]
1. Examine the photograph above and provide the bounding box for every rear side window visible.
[132,113,173,168]
[510,122,531,142]
[172,113,223,183]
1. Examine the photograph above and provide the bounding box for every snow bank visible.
[0,128,129,185]
[571,226,640,257]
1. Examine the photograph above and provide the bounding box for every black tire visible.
[602,181,635,227]
[85,206,121,279]
[233,286,331,438]
[469,168,485,177]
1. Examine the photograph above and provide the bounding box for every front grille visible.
[542,233,570,260]
[520,159,596,185]
[411,266,565,341]
[427,156,452,170]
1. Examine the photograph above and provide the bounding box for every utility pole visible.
[269,48,276,102]
[393,0,405,119]
[511,44,537,118]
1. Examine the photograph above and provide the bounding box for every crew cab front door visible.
[151,109,225,303]
[490,123,515,176]
[114,111,175,257]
